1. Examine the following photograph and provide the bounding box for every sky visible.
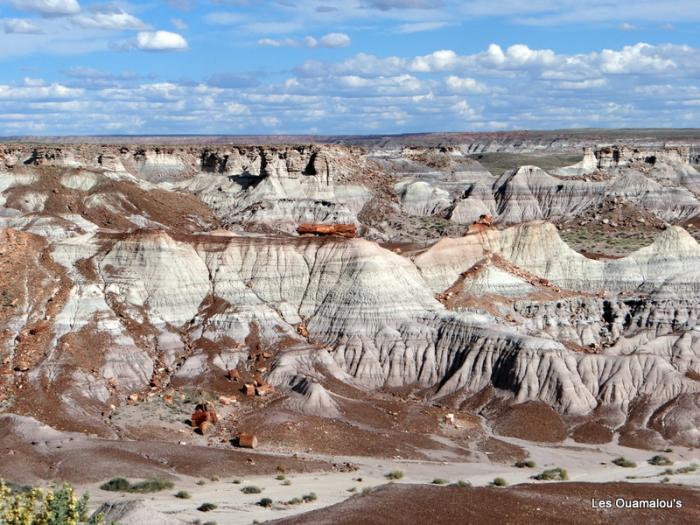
[0,0,699,135]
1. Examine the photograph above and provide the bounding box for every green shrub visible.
[648,455,673,466]
[287,497,303,505]
[612,457,637,468]
[453,480,471,488]
[256,498,273,508]
[282,480,292,486]
[100,478,130,492]
[210,476,220,482]
[275,475,286,481]
[231,479,241,484]
[175,490,191,499]
[347,487,357,493]
[532,468,569,481]
[515,460,536,469]
[0,480,103,525]
[492,477,507,487]
[100,478,173,494]
[664,463,698,475]
[385,470,404,480]
[302,492,318,503]
[241,486,262,494]
[196,480,207,486]
[198,503,217,512]
[432,478,448,485]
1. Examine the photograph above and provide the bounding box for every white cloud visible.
[259,32,351,48]
[396,21,448,33]
[258,37,299,47]
[73,10,148,31]
[10,0,80,17]
[599,43,677,74]
[3,18,41,33]
[261,116,280,127]
[557,78,607,89]
[318,32,351,48]
[409,50,459,72]
[135,31,188,52]
[226,102,250,114]
[452,99,478,118]
[445,75,488,93]
[0,80,82,100]
[3,41,700,134]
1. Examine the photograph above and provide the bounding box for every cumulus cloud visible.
[0,78,82,100]
[10,0,80,17]
[3,41,700,134]
[445,76,488,93]
[135,31,188,52]
[318,32,351,48]
[3,18,41,33]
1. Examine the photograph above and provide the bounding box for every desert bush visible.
[515,460,536,469]
[281,480,292,486]
[532,468,568,481]
[241,486,262,494]
[492,477,507,487]
[302,492,318,503]
[453,480,471,488]
[664,463,698,475]
[432,478,448,485]
[385,470,404,480]
[175,491,191,499]
[256,498,273,508]
[0,480,103,525]
[275,475,286,481]
[100,478,173,493]
[198,503,217,512]
[648,455,673,466]
[287,497,303,505]
[612,457,637,468]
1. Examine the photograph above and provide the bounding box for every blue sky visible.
[0,0,699,135]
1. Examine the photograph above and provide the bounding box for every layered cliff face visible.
[1,139,700,450]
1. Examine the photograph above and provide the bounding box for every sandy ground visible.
[81,435,700,524]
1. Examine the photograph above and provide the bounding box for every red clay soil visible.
[236,402,461,460]
[489,402,568,443]
[267,483,700,525]
[0,418,331,484]
[571,421,615,444]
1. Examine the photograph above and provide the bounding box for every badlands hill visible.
[1,134,700,522]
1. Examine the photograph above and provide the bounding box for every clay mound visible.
[267,482,700,525]
[570,421,615,444]
[95,501,188,525]
[286,379,341,418]
[489,402,568,443]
